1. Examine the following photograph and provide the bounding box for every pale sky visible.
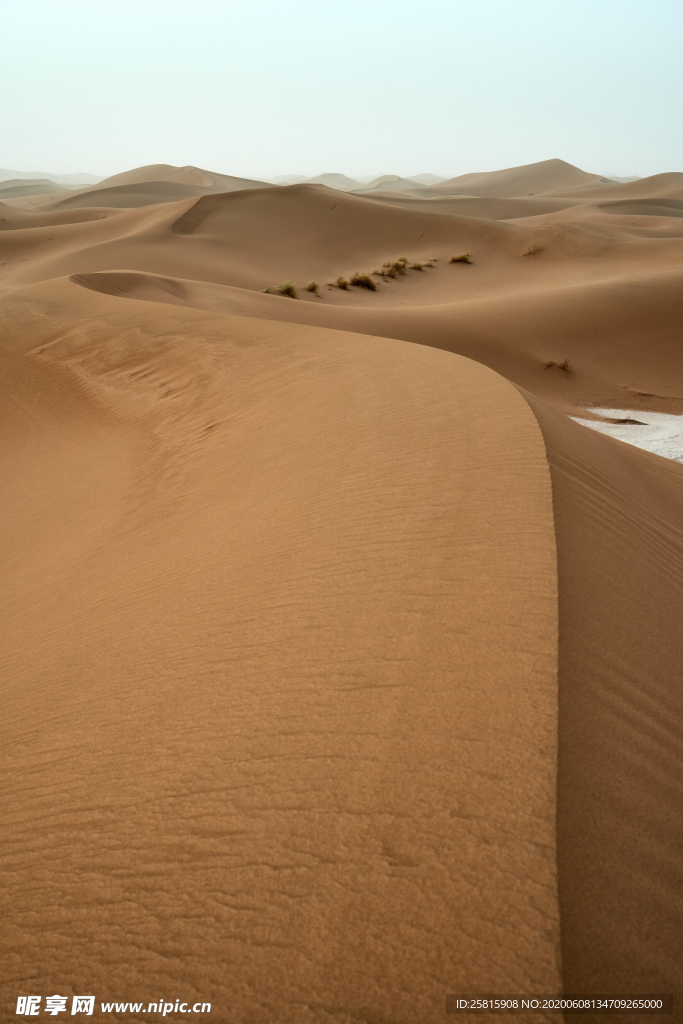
[3,0,681,180]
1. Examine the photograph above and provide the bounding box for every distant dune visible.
[353,174,428,193]
[408,172,446,184]
[1,156,681,1024]
[4,164,271,210]
[433,157,607,197]
[267,174,308,184]
[0,167,102,185]
[302,172,364,190]
[0,178,70,200]
[92,162,267,192]
[45,180,239,211]
[547,170,683,200]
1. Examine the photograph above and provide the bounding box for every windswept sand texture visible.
[1,158,682,1023]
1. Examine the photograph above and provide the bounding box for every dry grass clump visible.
[350,272,377,291]
[449,253,472,264]
[306,280,319,294]
[278,281,297,297]
[522,243,544,257]
[262,287,271,293]
[543,359,572,372]
[379,263,397,278]
[375,254,443,277]
[336,276,350,289]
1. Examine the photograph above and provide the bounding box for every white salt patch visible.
[570,407,683,463]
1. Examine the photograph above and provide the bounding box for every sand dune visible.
[45,180,234,210]
[596,197,683,217]
[0,167,102,185]
[408,172,447,184]
[433,158,607,197]
[93,162,267,191]
[353,174,428,192]
[0,178,70,200]
[302,172,364,190]
[5,163,270,211]
[2,157,682,1022]
[548,171,683,201]
[353,193,591,219]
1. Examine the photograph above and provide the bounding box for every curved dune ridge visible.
[1,158,682,1023]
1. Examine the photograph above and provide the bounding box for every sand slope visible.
[526,395,683,1005]
[1,283,560,1022]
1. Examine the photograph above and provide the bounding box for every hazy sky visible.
[3,0,681,180]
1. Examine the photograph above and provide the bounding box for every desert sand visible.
[1,157,681,1023]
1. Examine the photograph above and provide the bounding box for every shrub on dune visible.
[306,280,319,294]
[410,262,424,270]
[278,281,297,297]
[543,359,572,372]
[336,276,350,289]
[350,272,377,291]
[522,243,544,257]
[449,253,472,264]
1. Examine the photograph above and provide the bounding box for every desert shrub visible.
[410,262,424,270]
[522,243,544,257]
[262,288,271,293]
[543,359,572,372]
[306,280,319,294]
[336,276,350,289]
[350,272,377,291]
[449,253,472,264]
[379,258,407,275]
[278,281,297,297]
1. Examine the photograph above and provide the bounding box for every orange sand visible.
[1,157,681,1023]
